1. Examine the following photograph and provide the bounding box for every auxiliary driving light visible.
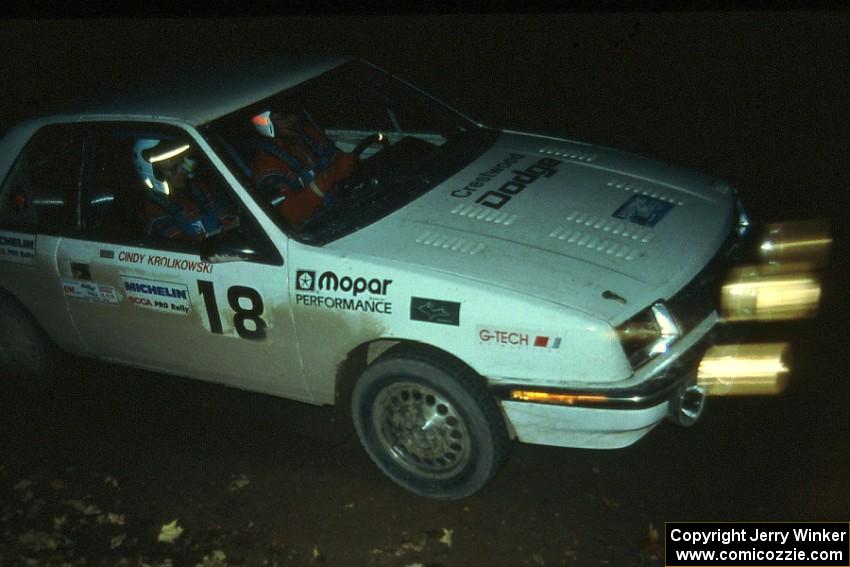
[697,343,790,396]
[757,219,832,268]
[720,263,822,321]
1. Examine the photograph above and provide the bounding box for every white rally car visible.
[0,57,750,499]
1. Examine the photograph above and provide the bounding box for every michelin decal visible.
[121,275,192,315]
[295,269,393,314]
[0,232,36,265]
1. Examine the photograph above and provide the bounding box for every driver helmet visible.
[251,110,275,138]
[133,138,192,195]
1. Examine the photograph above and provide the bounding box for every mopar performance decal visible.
[296,270,392,296]
[121,275,191,315]
[296,294,392,314]
[410,297,460,326]
[62,279,120,304]
[478,326,562,351]
[612,194,673,227]
[118,251,213,274]
[0,232,36,265]
[295,269,393,314]
[451,155,562,210]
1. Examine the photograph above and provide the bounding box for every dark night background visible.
[0,13,848,567]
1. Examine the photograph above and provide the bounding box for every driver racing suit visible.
[250,125,354,226]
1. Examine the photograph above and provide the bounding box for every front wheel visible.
[352,346,510,499]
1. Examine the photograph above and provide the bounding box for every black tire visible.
[0,293,59,388]
[352,345,510,499]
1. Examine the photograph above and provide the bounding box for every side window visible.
[82,123,242,249]
[0,124,84,234]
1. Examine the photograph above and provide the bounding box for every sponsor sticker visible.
[118,250,213,274]
[478,326,562,351]
[0,232,36,265]
[121,275,191,315]
[294,269,394,314]
[450,153,525,199]
[450,154,562,210]
[62,279,120,305]
[612,194,673,227]
[410,297,461,326]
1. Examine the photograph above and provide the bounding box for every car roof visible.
[0,55,351,184]
[52,55,350,127]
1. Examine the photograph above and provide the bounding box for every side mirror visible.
[199,229,262,263]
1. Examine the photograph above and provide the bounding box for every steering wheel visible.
[351,132,391,158]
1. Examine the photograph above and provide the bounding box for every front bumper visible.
[492,312,720,449]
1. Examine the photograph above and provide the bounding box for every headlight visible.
[616,302,681,368]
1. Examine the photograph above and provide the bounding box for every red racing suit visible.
[250,125,354,226]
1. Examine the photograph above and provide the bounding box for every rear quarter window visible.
[0,124,84,235]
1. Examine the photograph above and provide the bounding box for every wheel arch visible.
[0,285,67,352]
[0,284,64,384]
[333,338,515,438]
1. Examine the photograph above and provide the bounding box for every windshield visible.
[204,60,497,245]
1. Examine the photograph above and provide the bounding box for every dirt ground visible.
[0,303,846,566]
[1,12,848,567]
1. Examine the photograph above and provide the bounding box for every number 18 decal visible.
[197,280,267,340]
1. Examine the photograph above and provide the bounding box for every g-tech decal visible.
[118,251,213,274]
[533,336,562,349]
[478,326,562,351]
[612,194,673,228]
[410,297,460,326]
[62,279,120,305]
[121,275,191,315]
[451,156,562,210]
[0,232,36,265]
[295,269,394,314]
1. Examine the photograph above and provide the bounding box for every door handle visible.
[71,262,91,280]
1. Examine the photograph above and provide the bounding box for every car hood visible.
[333,131,736,324]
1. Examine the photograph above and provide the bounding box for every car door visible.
[0,123,87,355]
[56,122,308,400]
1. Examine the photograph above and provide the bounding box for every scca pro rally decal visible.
[295,269,393,314]
[478,326,562,351]
[612,194,673,227]
[121,275,192,315]
[0,232,36,265]
[450,154,562,210]
[118,251,213,274]
[61,280,120,305]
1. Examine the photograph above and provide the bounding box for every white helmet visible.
[133,138,191,195]
[251,110,275,138]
